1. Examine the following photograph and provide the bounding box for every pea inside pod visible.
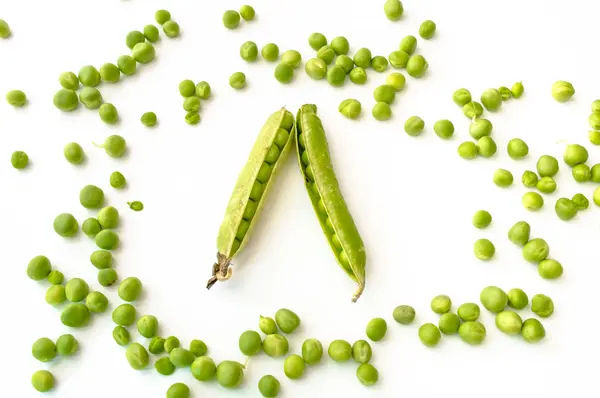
[208,109,295,289]
[295,104,367,302]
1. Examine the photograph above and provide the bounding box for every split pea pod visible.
[296,104,366,301]
[207,108,295,289]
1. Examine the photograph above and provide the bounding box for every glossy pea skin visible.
[143,25,160,42]
[351,340,372,363]
[433,119,454,139]
[56,334,78,356]
[536,155,559,177]
[240,5,255,21]
[298,338,323,365]
[538,259,563,279]
[563,144,588,167]
[59,72,80,90]
[284,354,305,379]
[275,308,300,333]
[97,206,119,229]
[259,316,278,335]
[216,361,245,388]
[5,90,26,107]
[98,268,118,287]
[222,10,241,29]
[399,35,417,54]
[95,229,119,250]
[179,80,195,97]
[328,340,352,362]
[155,357,176,375]
[522,238,549,263]
[31,370,54,392]
[458,142,478,159]
[386,72,406,91]
[453,89,472,106]
[65,278,89,302]
[326,65,346,86]
[339,99,362,120]
[149,337,166,354]
[572,193,589,210]
[431,295,451,314]
[507,288,528,310]
[131,42,155,64]
[308,32,327,50]
[54,89,79,111]
[439,313,461,335]
[162,20,180,38]
[366,318,387,341]
[109,171,126,189]
[419,20,436,39]
[493,168,514,187]
[125,30,145,49]
[79,87,103,109]
[118,277,142,302]
[406,55,428,78]
[164,336,180,354]
[521,318,545,343]
[477,136,497,157]
[552,80,575,102]
[507,138,529,159]
[353,48,372,68]
[191,356,216,381]
[305,58,327,80]
[418,323,441,347]
[350,67,367,84]
[262,43,280,62]
[64,142,84,165]
[472,210,492,229]
[47,270,64,285]
[282,50,302,68]
[458,321,486,345]
[229,72,247,89]
[258,375,280,397]
[166,383,190,398]
[480,286,507,313]
[330,36,349,55]
[371,55,389,72]
[572,164,591,182]
[112,303,136,326]
[457,303,480,322]
[99,103,119,124]
[263,334,289,357]
[474,239,495,260]
[357,363,379,386]
[384,0,404,21]
[393,305,415,324]
[239,330,262,356]
[78,65,100,87]
[481,88,502,111]
[116,55,136,76]
[522,170,539,188]
[126,343,149,370]
[463,101,484,119]
[531,294,554,317]
[522,192,544,211]
[189,339,207,357]
[555,198,577,221]
[140,111,157,127]
[508,221,531,246]
[32,337,57,362]
[99,63,120,83]
[469,118,493,139]
[590,130,600,145]
[495,311,523,335]
[61,303,90,327]
[372,102,392,121]
[46,285,66,306]
[240,41,259,62]
[275,63,294,84]
[27,255,52,281]
[388,50,409,68]
[404,116,424,136]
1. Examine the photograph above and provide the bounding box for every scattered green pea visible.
[373,85,396,104]
[493,168,514,187]
[229,72,247,89]
[178,80,195,97]
[551,80,575,102]
[191,356,216,381]
[263,334,289,357]
[275,63,294,84]
[522,170,539,188]
[118,277,142,302]
[149,337,166,354]
[126,343,149,370]
[131,42,156,64]
[595,187,600,206]
[31,370,54,393]
[262,43,279,62]
[46,285,66,306]
[572,193,589,210]
[195,81,211,99]
[434,119,454,139]
[349,67,367,84]
[371,55,389,72]
[63,142,84,165]
[418,323,441,347]
[99,63,120,83]
[52,213,78,238]
[170,347,195,367]
[507,288,528,310]
[53,89,79,111]
[59,72,79,90]
[522,191,544,211]
[564,144,589,167]
[284,354,305,379]
[79,87,103,109]
[463,101,484,119]
[80,185,105,209]
[419,20,436,39]
[0,19,11,39]
[495,311,523,335]
[507,138,528,159]
[47,270,64,285]
[141,111,157,127]
[240,41,259,62]
[216,360,245,388]
[258,375,280,397]
[259,315,278,335]
[166,383,190,398]
[386,72,406,91]
[536,155,559,177]
[185,112,200,125]
[183,96,201,112]
[474,238,495,261]
[431,295,451,314]
[10,151,29,169]
[275,308,300,333]
[357,363,379,386]
[339,99,362,120]
[61,303,90,327]
[521,318,545,343]
[589,130,600,145]
[589,112,600,129]
[5,89,26,107]
[330,36,349,55]
[155,357,176,375]
[164,336,180,353]
[351,340,372,363]
[404,116,425,136]
[453,89,472,106]
[222,10,241,29]
[522,238,549,263]
[508,221,530,246]
[143,24,160,43]
[531,294,554,317]
[458,142,478,159]
[439,313,461,335]
[108,171,126,189]
[137,315,158,338]
[538,259,563,279]
[78,65,101,87]
[117,55,137,76]
[32,337,57,362]
[308,32,327,51]
[162,20,180,38]
[481,88,502,111]
[384,0,404,21]
[305,58,327,80]
[189,339,207,357]
[98,268,118,287]
[328,339,352,361]
[498,86,512,100]
[372,102,392,121]
[406,54,428,78]
[392,305,415,324]
[240,5,256,21]
[65,278,89,302]
[112,303,137,326]
[536,177,556,194]
[366,317,387,341]
[86,291,108,313]
[353,48,372,68]
[301,338,323,365]
[457,303,480,322]
[128,201,144,211]
[399,35,417,54]
[555,197,577,221]
[480,286,507,313]
[327,65,346,86]
[56,334,78,356]
[125,30,145,49]
[511,82,524,98]
[281,50,302,68]
[99,103,119,124]
[27,255,51,281]
[388,50,409,68]
[472,210,492,229]
[458,321,486,345]
[239,330,262,356]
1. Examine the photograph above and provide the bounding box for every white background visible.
[1,0,598,396]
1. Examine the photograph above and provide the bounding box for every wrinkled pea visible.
[371,55,389,72]
[536,177,556,194]
[552,80,574,102]
[388,50,409,68]
[349,67,367,84]
[572,193,589,210]
[522,170,538,188]
[463,101,484,119]
[522,238,549,263]
[113,325,131,346]
[339,99,362,120]
[522,192,544,211]
[240,41,258,62]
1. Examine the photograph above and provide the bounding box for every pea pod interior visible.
[208,108,295,288]
[295,104,366,301]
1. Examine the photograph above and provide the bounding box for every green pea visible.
[189,339,207,356]
[223,10,241,29]
[326,65,346,86]
[499,86,512,100]
[31,370,54,392]
[47,270,64,285]
[353,48,372,68]
[184,111,200,125]
[191,356,216,381]
[418,323,441,347]
[589,112,600,130]
[131,42,155,64]
[78,65,100,87]
[371,55,389,72]
[392,305,415,324]
[472,210,492,229]
[531,294,554,317]
[372,102,392,121]
[164,336,180,353]
[183,96,201,113]
[65,278,89,302]
[149,337,166,354]
[98,268,118,287]
[27,255,51,281]
[299,338,323,365]
[117,55,137,76]
[404,116,424,136]
[507,138,528,159]
[349,67,367,84]
[328,339,352,361]
[477,135,497,156]
[469,118,492,139]
[259,315,278,334]
[333,54,352,74]
[538,259,563,280]
[263,334,289,357]
[95,229,119,250]
[240,41,258,62]
[125,30,145,49]
[457,303,480,322]
[126,343,149,370]
[4,89,25,107]
[366,317,387,341]
[372,85,394,105]
[281,50,302,68]
[508,221,530,246]
[274,63,294,84]
[480,286,507,313]
[53,89,79,111]
[194,81,211,99]
[61,303,90,327]
[328,36,348,55]
[10,150,28,169]
[78,87,103,109]
[495,311,523,335]
[143,24,160,42]
[521,318,545,343]
[238,330,262,356]
[349,339,372,364]
[240,5,256,21]
[63,142,84,165]
[419,19,436,39]
[283,354,305,379]
[551,80,574,102]
[339,99,362,120]
[384,0,404,20]
[96,206,118,230]
[439,313,461,335]
[589,130,600,145]
[155,357,175,375]
[536,155,559,177]
[32,337,57,362]
[275,308,300,333]
[399,35,417,54]
[118,277,142,302]
[216,360,245,388]
[305,58,327,80]
[595,187,600,206]
[458,321,486,345]
[262,43,279,62]
[481,88,502,111]
[99,63,120,83]
[388,50,409,68]
[162,20,180,38]
[453,88,472,106]
[473,238,495,261]
[166,383,190,398]
[591,164,600,182]
[433,119,454,139]
[572,164,591,182]
[522,238,549,263]
[85,291,108,313]
[357,363,379,386]
[128,201,144,211]
[463,101,484,119]
[0,19,10,39]
[56,334,78,356]
[46,285,66,306]
[139,111,157,127]
[458,141,478,159]
[522,170,538,188]
[58,72,79,90]
[99,103,119,124]
[564,143,589,167]
[431,295,451,314]
[493,168,514,187]
[385,73,406,92]
[112,303,136,326]
[136,315,158,338]
[178,80,195,97]
[229,72,247,89]
[406,54,428,78]
[507,288,528,310]
[170,347,195,367]
[555,197,577,221]
[52,213,78,238]
[258,375,280,397]
[536,177,556,194]
[511,82,524,98]
[572,193,589,210]
[522,191,544,211]
[308,32,327,50]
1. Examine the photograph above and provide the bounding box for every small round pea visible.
[373,85,396,104]
[536,155,559,177]
[349,67,367,84]
[589,112,600,130]
[259,315,278,335]
[59,72,79,90]
[572,193,589,210]
[109,171,126,189]
[431,295,451,314]
[131,42,155,64]
[189,339,207,357]
[79,87,103,109]
[386,72,406,92]
[384,0,404,20]
[61,303,90,327]
[474,238,495,261]
[308,32,327,51]
[536,177,556,194]
[78,65,101,87]
[463,101,484,119]
[521,318,546,343]
[453,88,472,107]
[339,99,362,120]
[97,206,119,229]
[419,20,437,39]
[27,255,51,281]
[458,321,486,345]
[555,198,577,221]
[388,50,409,68]
[564,143,589,167]
[262,43,279,62]
[433,119,454,139]
[118,277,142,302]
[493,168,514,187]
[137,315,158,338]
[149,337,166,354]
[522,170,539,188]
[140,111,157,127]
[166,383,190,398]
[99,63,120,83]
[330,36,349,55]
[98,268,118,287]
[328,339,352,361]
[327,65,346,86]
[590,130,600,145]
[507,138,529,159]
[522,191,544,211]
[399,35,417,54]
[507,288,528,310]
[179,80,195,97]
[511,82,524,98]
[284,354,305,379]
[229,72,247,89]
[194,81,211,99]
[551,80,575,102]
[301,338,323,365]
[418,323,441,347]
[305,58,327,80]
[183,96,201,113]
[32,337,57,362]
[112,304,137,326]
[31,370,54,392]
[538,259,563,280]
[457,303,480,322]
[65,278,89,302]
[572,164,591,182]
[258,375,280,397]
[56,334,78,356]
[481,88,502,111]
[125,30,145,49]
[393,305,415,324]
[164,336,180,354]
[480,286,507,313]
[128,201,144,211]
[86,291,108,313]
[185,112,200,125]
[99,103,119,124]
[222,10,241,29]
[353,48,372,68]
[372,102,392,121]
[351,340,372,363]
[170,347,195,367]
[239,330,262,356]
[10,150,28,169]
[357,363,379,386]
[53,213,78,238]
[80,185,105,209]
[281,50,302,68]
[275,63,294,84]
[499,86,512,100]
[155,356,175,375]
[240,41,259,62]
[162,20,180,38]
[275,308,301,333]
[495,311,522,335]
[472,210,492,229]
[0,19,10,39]
[508,221,530,246]
[592,100,600,113]
[406,54,428,78]
[439,313,461,335]
[240,5,256,21]
[216,360,245,388]
[263,334,289,357]
[191,356,216,381]
[47,270,64,285]
[63,142,84,165]
[522,238,549,263]
[117,55,136,76]
[126,343,149,370]
[366,317,387,341]
[595,187,600,206]
[458,142,478,159]
[371,55,389,72]
[404,116,424,136]
[469,118,492,139]
[46,285,66,306]
[143,24,160,42]
[531,294,554,318]
[53,89,78,111]
[592,163,600,182]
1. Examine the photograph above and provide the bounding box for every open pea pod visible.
[207,108,295,289]
[295,104,366,301]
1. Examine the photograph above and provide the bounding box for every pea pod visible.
[296,104,366,301]
[207,108,295,289]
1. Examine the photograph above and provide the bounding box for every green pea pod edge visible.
[296,104,367,302]
[208,108,295,289]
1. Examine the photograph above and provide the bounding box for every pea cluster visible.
[178,79,212,125]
